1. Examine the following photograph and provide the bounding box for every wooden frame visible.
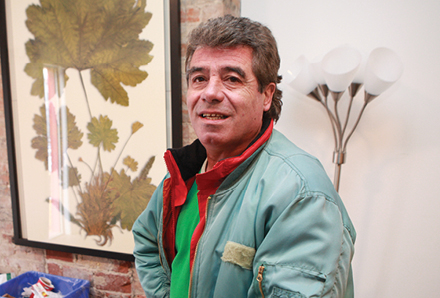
[0,0,181,261]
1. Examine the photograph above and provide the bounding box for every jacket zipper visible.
[157,229,171,283]
[158,244,164,268]
[256,265,265,298]
[158,241,168,273]
[188,195,212,298]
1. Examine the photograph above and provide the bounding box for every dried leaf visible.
[131,121,143,134]
[31,104,83,169]
[139,155,155,180]
[123,156,138,172]
[76,174,116,246]
[67,166,82,187]
[59,166,82,189]
[65,107,84,149]
[31,136,48,170]
[87,115,119,152]
[32,105,46,135]
[109,157,156,230]
[24,0,153,105]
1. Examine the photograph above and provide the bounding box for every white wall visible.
[242,1,440,297]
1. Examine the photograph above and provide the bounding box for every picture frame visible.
[0,0,182,261]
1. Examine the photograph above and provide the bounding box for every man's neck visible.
[204,138,256,172]
[203,117,273,172]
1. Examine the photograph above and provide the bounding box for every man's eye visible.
[193,76,206,83]
[227,76,241,83]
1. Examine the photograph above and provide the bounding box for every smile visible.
[202,113,227,120]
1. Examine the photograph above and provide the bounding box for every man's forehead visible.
[189,46,253,72]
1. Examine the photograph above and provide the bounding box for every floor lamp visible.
[288,46,403,192]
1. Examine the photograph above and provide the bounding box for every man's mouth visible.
[202,113,227,120]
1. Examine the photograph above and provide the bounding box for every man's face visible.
[186,46,274,160]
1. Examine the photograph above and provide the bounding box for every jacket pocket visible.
[255,263,326,298]
[273,286,307,298]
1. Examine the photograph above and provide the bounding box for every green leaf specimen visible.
[109,156,156,230]
[25,0,154,106]
[123,155,138,172]
[87,115,119,152]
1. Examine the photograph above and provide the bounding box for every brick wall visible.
[0,0,239,297]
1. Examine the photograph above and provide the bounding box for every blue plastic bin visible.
[0,271,90,298]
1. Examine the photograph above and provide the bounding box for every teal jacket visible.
[133,126,356,298]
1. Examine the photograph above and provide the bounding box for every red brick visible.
[47,262,63,276]
[46,250,74,262]
[94,272,131,293]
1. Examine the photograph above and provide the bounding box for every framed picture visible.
[0,0,182,261]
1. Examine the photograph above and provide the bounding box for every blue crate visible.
[0,271,90,298]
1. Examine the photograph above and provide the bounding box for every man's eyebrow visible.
[224,67,246,79]
[186,66,247,81]
[186,67,204,80]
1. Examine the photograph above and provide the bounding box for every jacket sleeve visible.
[249,173,355,298]
[133,180,171,298]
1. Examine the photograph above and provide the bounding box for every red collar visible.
[196,119,274,197]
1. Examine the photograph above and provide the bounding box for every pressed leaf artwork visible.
[26,0,158,246]
[25,0,154,106]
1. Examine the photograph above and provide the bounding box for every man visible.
[133,15,355,298]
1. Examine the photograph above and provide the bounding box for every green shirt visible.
[169,179,200,298]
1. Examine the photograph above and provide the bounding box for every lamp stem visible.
[343,101,368,151]
[334,100,343,150]
[341,95,354,138]
[333,151,346,192]
[312,86,339,153]
[333,163,342,192]
[320,101,339,151]
[329,91,345,151]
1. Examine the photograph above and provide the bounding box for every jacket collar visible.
[166,117,273,183]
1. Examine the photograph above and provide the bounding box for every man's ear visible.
[263,83,276,111]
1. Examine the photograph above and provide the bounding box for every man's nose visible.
[202,77,224,103]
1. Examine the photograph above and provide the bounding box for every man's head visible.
[185,15,283,122]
